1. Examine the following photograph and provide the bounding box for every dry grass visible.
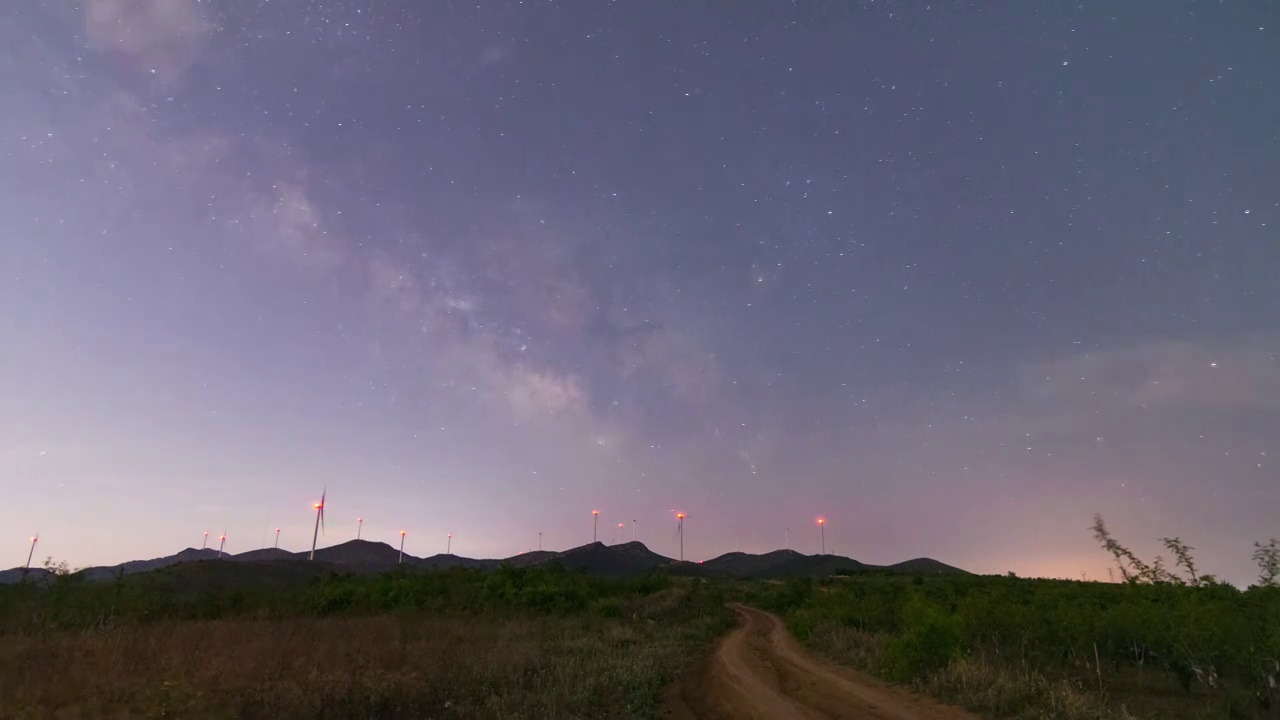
[919,656,1128,720]
[2,612,711,719]
[802,621,1240,720]
[803,621,887,669]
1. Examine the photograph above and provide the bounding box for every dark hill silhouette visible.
[232,548,295,563]
[418,553,498,570]
[0,540,968,584]
[121,554,334,594]
[306,539,406,569]
[0,567,55,584]
[886,557,969,575]
[702,549,807,577]
[699,549,970,579]
[551,541,674,577]
[77,547,221,581]
[768,553,873,578]
[502,550,559,567]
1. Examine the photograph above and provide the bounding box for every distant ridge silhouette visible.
[0,538,968,584]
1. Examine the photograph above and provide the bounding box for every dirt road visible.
[661,605,975,720]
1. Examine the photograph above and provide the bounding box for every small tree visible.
[1091,514,1153,583]
[1161,536,1200,587]
[1254,539,1279,587]
[42,556,71,576]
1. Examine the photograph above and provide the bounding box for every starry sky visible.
[2,1,1277,584]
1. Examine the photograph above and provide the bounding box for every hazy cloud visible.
[503,365,588,419]
[83,0,210,81]
[1016,337,1280,426]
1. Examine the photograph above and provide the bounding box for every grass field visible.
[748,574,1280,719]
[0,564,733,719]
[4,537,1276,719]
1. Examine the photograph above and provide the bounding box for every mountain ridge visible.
[0,539,969,584]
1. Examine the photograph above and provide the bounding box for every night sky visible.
[2,1,1276,584]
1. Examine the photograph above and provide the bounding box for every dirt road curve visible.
[661,605,975,720]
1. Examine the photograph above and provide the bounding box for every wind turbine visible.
[592,510,599,543]
[399,530,407,563]
[274,528,280,549]
[632,519,637,542]
[202,531,209,550]
[218,533,227,558]
[309,488,326,561]
[357,517,363,540]
[817,518,826,555]
[675,512,686,562]
[617,522,624,544]
[24,534,38,574]
[446,533,452,555]
[538,531,542,551]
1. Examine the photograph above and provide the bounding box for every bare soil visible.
[662,605,976,720]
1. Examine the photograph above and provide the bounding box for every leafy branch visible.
[1255,539,1279,587]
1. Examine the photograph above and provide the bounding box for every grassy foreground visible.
[0,563,734,719]
[749,574,1280,719]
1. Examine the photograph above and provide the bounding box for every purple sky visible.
[2,1,1277,585]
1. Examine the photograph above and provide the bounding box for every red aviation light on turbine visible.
[675,512,685,520]
[400,530,406,536]
[817,518,825,525]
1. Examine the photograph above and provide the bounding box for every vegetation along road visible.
[663,605,974,720]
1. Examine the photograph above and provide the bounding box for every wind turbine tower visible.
[274,528,280,549]
[676,512,685,561]
[218,533,227,558]
[202,531,209,550]
[592,510,599,543]
[817,518,826,555]
[446,533,452,555]
[357,517,363,540]
[309,488,326,561]
[399,530,406,563]
[24,534,38,573]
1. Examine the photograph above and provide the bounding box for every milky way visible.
[2,1,1276,584]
